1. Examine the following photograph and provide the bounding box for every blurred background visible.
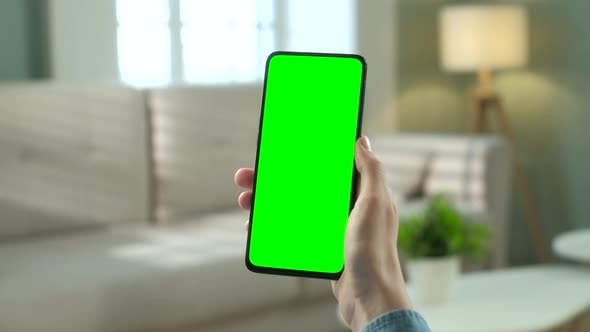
[1,0,589,331]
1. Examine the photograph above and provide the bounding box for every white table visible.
[411,265,590,332]
[552,229,590,264]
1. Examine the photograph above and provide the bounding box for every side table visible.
[552,229,590,264]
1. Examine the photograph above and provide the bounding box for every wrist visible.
[350,268,412,331]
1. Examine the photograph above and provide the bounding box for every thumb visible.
[355,136,386,196]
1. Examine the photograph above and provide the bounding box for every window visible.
[116,0,276,86]
[116,0,355,87]
[180,0,275,84]
[117,0,172,86]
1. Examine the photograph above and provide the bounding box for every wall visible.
[397,0,590,265]
[358,0,398,134]
[49,0,119,82]
[0,0,49,81]
[0,0,31,80]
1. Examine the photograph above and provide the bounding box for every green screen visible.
[248,52,365,276]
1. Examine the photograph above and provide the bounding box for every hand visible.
[234,137,411,332]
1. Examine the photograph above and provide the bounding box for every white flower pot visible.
[406,256,460,306]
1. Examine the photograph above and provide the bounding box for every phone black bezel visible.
[245,51,367,280]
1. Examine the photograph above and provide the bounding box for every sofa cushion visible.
[0,83,149,238]
[146,86,262,222]
[0,209,298,332]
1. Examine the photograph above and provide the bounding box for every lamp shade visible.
[439,5,528,72]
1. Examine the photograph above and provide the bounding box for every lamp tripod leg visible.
[492,100,551,262]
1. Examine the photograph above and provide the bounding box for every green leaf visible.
[398,194,492,260]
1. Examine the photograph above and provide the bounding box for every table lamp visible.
[439,5,550,262]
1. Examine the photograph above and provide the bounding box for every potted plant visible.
[398,194,491,305]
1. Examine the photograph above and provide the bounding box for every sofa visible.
[371,134,512,268]
[0,82,511,332]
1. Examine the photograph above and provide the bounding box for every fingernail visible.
[360,136,372,151]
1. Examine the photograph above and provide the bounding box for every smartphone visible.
[246,51,367,280]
